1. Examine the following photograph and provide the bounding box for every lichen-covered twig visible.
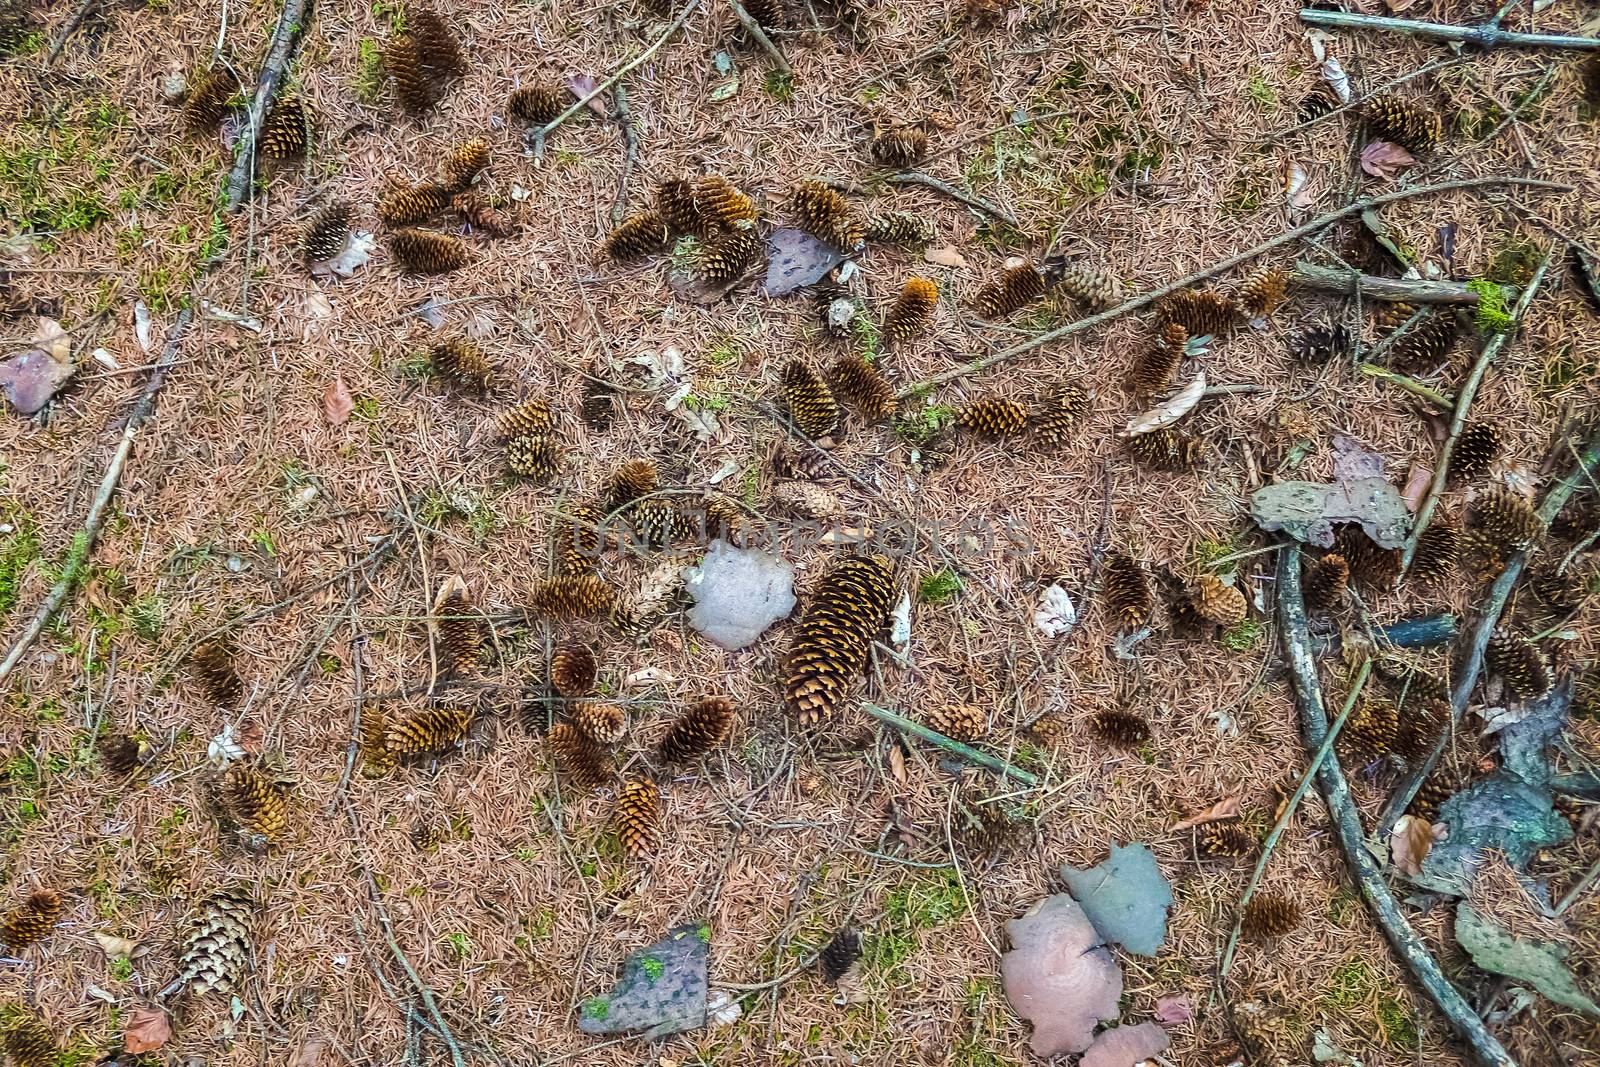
[862,702,1040,786]
[728,0,791,74]
[1301,7,1600,50]
[886,171,1021,229]
[1359,364,1455,409]
[225,0,312,210]
[1293,261,1480,304]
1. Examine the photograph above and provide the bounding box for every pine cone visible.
[1029,383,1090,448]
[1193,573,1247,627]
[817,927,862,984]
[741,0,787,27]
[451,190,510,235]
[391,228,471,274]
[789,180,864,252]
[1300,552,1348,613]
[1157,564,1214,638]
[606,459,660,510]
[219,763,289,849]
[554,502,605,575]
[1055,265,1123,311]
[385,707,473,760]
[926,703,986,742]
[1088,708,1149,746]
[623,498,687,550]
[359,706,396,777]
[1237,267,1289,318]
[602,210,670,260]
[654,178,705,237]
[0,890,61,952]
[1240,891,1300,941]
[883,277,938,346]
[972,263,1047,318]
[410,8,468,81]
[1470,487,1544,555]
[386,35,440,114]
[183,66,240,131]
[1127,427,1201,470]
[1341,699,1400,761]
[869,125,927,167]
[1336,527,1400,593]
[190,640,243,706]
[959,395,1027,437]
[571,701,625,745]
[0,1011,54,1067]
[1486,630,1552,699]
[258,93,310,159]
[527,575,618,619]
[440,137,489,190]
[1408,772,1456,822]
[1155,287,1235,336]
[302,201,352,264]
[378,181,453,226]
[508,83,565,126]
[437,590,483,674]
[657,696,736,762]
[496,399,556,439]
[1389,311,1459,372]
[958,801,1018,857]
[582,374,616,429]
[1196,821,1256,861]
[430,337,496,391]
[694,174,758,229]
[827,354,896,423]
[506,434,561,481]
[165,886,255,997]
[697,224,760,283]
[781,359,841,438]
[1395,698,1446,762]
[863,211,935,247]
[1290,322,1351,363]
[1452,424,1500,483]
[1527,565,1587,620]
[551,645,599,697]
[1102,552,1152,629]
[783,554,897,724]
[1551,495,1598,542]
[546,722,612,788]
[98,732,151,778]
[1411,522,1461,582]
[1129,322,1187,398]
[704,497,751,543]
[1362,94,1440,154]
[613,777,661,860]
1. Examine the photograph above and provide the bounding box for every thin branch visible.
[1358,363,1456,408]
[225,0,312,210]
[862,702,1040,786]
[1300,7,1600,50]
[1293,261,1480,304]
[886,170,1021,229]
[41,0,99,66]
[728,0,791,74]
[912,110,1074,169]
[608,83,640,227]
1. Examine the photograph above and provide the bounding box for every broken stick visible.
[1300,8,1600,51]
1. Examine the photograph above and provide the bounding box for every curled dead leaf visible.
[1171,796,1241,832]
[923,246,968,268]
[1360,140,1417,181]
[1123,371,1205,437]
[322,375,354,425]
[93,932,144,959]
[287,1033,331,1067]
[123,1005,172,1054]
[1391,813,1446,877]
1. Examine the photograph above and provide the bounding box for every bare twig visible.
[41,0,100,66]
[1300,7,1600,50]
[225,0,312,210]
[728,0,791,73]
[1294,261,1480,304]
[886,171,1021,229]
[862,702,1040,786]
[608,83,640,227]
[1359,364,1456,408]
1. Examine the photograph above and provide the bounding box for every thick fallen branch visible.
[862,702,1040,786]
[225,0,312,210]
[1301,8,1600,50]
[1276,544,1519,1067]
[897,176,1571,399]
[1293,261,1480,304]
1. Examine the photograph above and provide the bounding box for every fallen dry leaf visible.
[302,289,334,343]
[93,932,143,958]
[1391,813,1446,877]
[33,316,71,361]
[1124,371,1205,436]
[1284,161,1318,211]
[133,301,153,353]
[322,374,354,426]
[1360,139,1417,181]
[1171,796,1241,832]
[1,346,76,414]
[1081,1021,1171,1067]
[564,74,608,117]
[1153,993,1193,1025]
[923,245,968,268]
[123,1005,172,1054]
[1402,461,1434,512]
[287,1033,330,1067]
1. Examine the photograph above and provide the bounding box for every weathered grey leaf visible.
[1250,477,1409,549]
[762,228,845,296]
[0,347,75,414]
[1414,770,1571,895]
[577,923,709,1038]
[1455,904,1600,1016]
[1061,842,1173,957]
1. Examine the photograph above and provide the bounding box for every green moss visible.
[1325,957,1376,1010]
[894,404,957,447]
[764,70,794,102]
[581,995,609,1019]
[1486,237,1543,285]
[1220,618,1264,652]
[0,513,41,617]
[640,954,665,980]
[108,956,134,982]
[1467,278,1513,333]
[1246,73,1277,110]
[353,38,385,103]
[1376,995,1419,1050]
[1190,536,1241,571]
[917,567,963,604]
[696,923,712,943]
[444,931,471,958]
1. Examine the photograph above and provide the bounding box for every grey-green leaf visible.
[1455,904,1600,1016]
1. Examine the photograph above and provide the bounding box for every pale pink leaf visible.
[1402,462,1433,512]
[1153,993,1193,1025]
[1081,1021,1171,1067]
[564,75,609,117]
[322,375,354,426]
[1001,893,1123,1056]
[1360,140,1417,181]
[1171,797,1241,832]
[923,245,968,268]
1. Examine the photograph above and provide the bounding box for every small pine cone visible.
[1102,552,1153,629]
[781,360,841,439]
[704,497,750,543]
[391,228,471,274]
[0,890,62,951]
[1470,487,1544,555]
[410,817,445,851]
[624,498,687,550]
[1158,565,1214,638]
[741,0,787,27]
[1055,265,1124,311]
[972,263,1047,318]
[1193,574,1247,627]
[1237,267,1289,318]
[1408,773,1455,822]
[190,640,243,706]
[606,459,660,510]
[1341,700,1400,761]
[1029,383,1090,448]
[546,721,612,788]
[1395,698,1446,762]
[378,182,453,226]
[817,927,862,984]
[1196,821,1257,861]
[528,575,618,620]
[1337,527,1401,593]
[1389,311,1459,373]
[496,399,556,439]
[1130,322,1188,398]
[167,887,256,997]
[1411,522,1461,582]
[1026,712,1070,747]
[451,190,510,236]
[613,777,661,860]
[863,211,935,247]
[926,703,986,742]
[573,701,626,745]
[960,395,1027,438]
[385,707,473,759]
[1155,287,1235,337]
[961,0,1004,26]
[506,434,561,481]
[958,802,1018,857]
[869,125,928,168]
[0,1011,55,1067]
[783,554,897,724]
[219,763,289,849]
[657,696,736,762]
[655,177,707,237]
[883,277,938,346]
[1127,427,1201,470]
[259,93,311,159]
[1486,630,1552,700]
[1527,566,1586,620]
[410,9,469,80]
[1089,708,1150,747]
[359,706,396,777]
[1290,322,1351,363]
[555,501,605,575]
[183,66,240,132]
[440,137,490,190]
[508,83,566,126]
[1452,424,1501,483]
[550,645,599,697]
[1302,553,1349,613]
[789,180,865,252]
[430,337,496,392]
[1240,891,1301,941]
[828,354,895,423]
[1375,301,1418,329]
[1551,495,1599,542]
[1461,528,1509,583]
[98,732,150,778]
[302,201,352,264]
[1362,94,1440,154]
[436,591,483,674]
[582,375,616,429]
[697,224,761,283]
[695,174,759,229]
[386,35,441,114]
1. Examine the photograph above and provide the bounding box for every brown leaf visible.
[1391,813,1446,877]
[1123,371,1205,436]
[287,1034,331,1067]
[124,1006,172,1053]
[1170,796,1241,832]
[923,245,968,268]
[1402,461,1434,512]
[322,374,354,425]
[1360,139,1417,180]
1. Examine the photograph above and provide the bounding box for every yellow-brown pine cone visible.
[440,137,490,190]
[613,777,662,860]
[697,224,761,282]
[410,8,469,80]
[506,434,561,482]
[573,701,626,745]
[430,337,496,392]
[437,591,483,674]
[1340,699,1400,761]
[1237,266,1289,318]
[606,459,660,510]
[555,502,605,575]
[1486,630,1553,699]
[1129,322,1187,398]
[359,706,396,777]
[98,732,150,777]
[741,0,786,26]
[220,763,289,848]
[883,277,938,345]
[1527,565,1588,620]
[1196,821,1257,861]
[170,886,255,996]
[1411,522,1461,582]
[789,180,865,252]
[378,182,453,226]
[1302,552,1349,612]
[1408,773,1455,822]
[0,890,62,952]
[1193,573,1247,627]
[0,1011,55,1067]
[1470,486,1544,555]
[451,190,510,236]
[827,355,896,423]
[507,83,566,126]
[528,575,618,620]
[190,640,243,706]
[391,228,471,274]
[1336,526,1401,593]
[972,263,1047,318]
[1161,565,1215,638]
[1362,94,1441,154]
[384,707,473,758]
[1088,708,1150,746]
[546,722,612,788]
[258,93,311,159]
[1028,383,1090,448]
[926,703,986,742]
[603,210,671,261]
[1394,697,1446,762]
[1374,301,1417,329]
[957,802,1017,857]
[548,644,599,698]
[1055,265,1124,311]
[303,201,352,264]
[387,36,442,114]
[183,66,240,131]
[1389,310,1459,373]
[869,125,928,168]
[1127,427,1202,470]
[624,498,687,550]
[694,174,759,229]
[783,555,897,725]
[1102,552,1152,629]
[704,497,750,542]
[1240,891,1300,941]
[654,177,706,237]
[959,395,1027,437]
[1154,287,1236,337]
[496,399,556,439]
[657,696,736,763]
[780,359,840,438]
[862,211,935,247]
[1452,424,1500,483]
